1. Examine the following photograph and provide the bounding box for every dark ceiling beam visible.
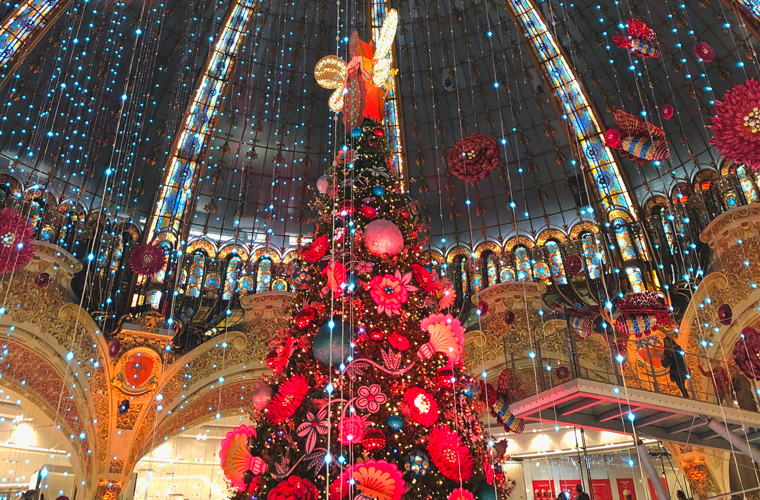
[0,0,75,92]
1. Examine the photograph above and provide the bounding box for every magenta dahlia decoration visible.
[129,243,167,276]
[0,208,35,275]
[710,79,760,172]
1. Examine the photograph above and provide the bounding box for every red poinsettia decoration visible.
[269,476,318,500]
[447,133,500,182]
[302,234,329,263]
[401,387,439,427]
[710,79,760,172]
[694,41,715,62]
[0,208,34,275]
[427,425,474,481]
[129,243,166,276]
[267,374,309,424]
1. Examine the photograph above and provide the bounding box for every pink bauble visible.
[316,175,330,194]
[252,384,272,410]
[364,219,404,256]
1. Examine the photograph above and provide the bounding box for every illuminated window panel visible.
[223,255,242,300]
[659,211,676,255]
[0,0,66,77]
[545,241,568,285]
[187,253,206,298]
[500,266,517,282]
[738,0,760,18]
[256,258,272,292]
[370,0,404,183]
[737,164,760,203]
[534,261,551,282]
[581,233,602,279]
[504,0,635,217]
[514,246,533,281]
[146,0,260,243]
[486,254,499,286]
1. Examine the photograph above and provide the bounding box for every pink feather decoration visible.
[219,425,267,491]
[0,208,35,275]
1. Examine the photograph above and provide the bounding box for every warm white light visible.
[10,423,34,447]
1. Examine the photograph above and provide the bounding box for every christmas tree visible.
[219,18,522,500]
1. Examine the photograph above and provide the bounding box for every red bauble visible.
[373,126,385,137]
[604,129,622,149]
[360,205,378,218]
[362,428,386,452]
[364,219,404,256]
[718,304,733,326]
[368,327,385,341]
[34,272,50,288]
[695,41,715,62]
[476,300,488,317]
[295,308,316,329]
[129,244,167,276]
[436,367,456,388]
[337,200,355,218]
[504,310,515,325]
[365,140,378,149]
[662,103,675,120]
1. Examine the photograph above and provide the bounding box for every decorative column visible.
[0,0,72,90]
[144,0,261,245]
[367,0,407,187]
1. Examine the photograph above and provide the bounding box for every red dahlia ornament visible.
[662,103,674,120]
[447,133,500,182]
[710,79,760,172]
[0,208,34,275]
[694,41,715,62]
[129,243,166,276]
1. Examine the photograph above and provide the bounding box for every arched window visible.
[256,257,273,292]
[500,266,517,282]
[612,218,645,293]
[545,240,567,285]
[223,255,242,300]
[581,232,602,279]
[533,260,551,282]
[736,164,759,204]
[514,245,533,281]
[272,278,289,291]
[657,207,677,255]
[486,253,499,287]
[694,170,722,220]
[239,275,255,294]
[187,252,207,298]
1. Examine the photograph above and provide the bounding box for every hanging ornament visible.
[34,272,50,288]
[295,307,317,329]
[604,108,669,164]
[360,205,378,218]
[613,19,660,58]
[108,341,121,359]
[447,133,500,182]
[129,244,167,276]
[266,337,295,375]
[662,103,674,120]
[302,235,329,264]
[386,415,404,432]
[436,366,456,388]
[710,79,760,172]
[404,450,430,477]
[694,41,715,62]
[316,175,330,194]
[449,489,476,500]
[362,428,387,452]
[372,185,386,197]
[366,140,379,150]
[412,264,437,293]
[337,200,355,218]
[718,304,733,326]
[252,384,272,411]
[364,219,404,256]
[504,310,516,325]
[388,332,410,351]
[555,366,571,380]
[476,300,488,317]
[564,254,583,276]
[419,313,466,364]
[734,327,760,380]
[313,318,353,366]
[220,425,268,492]
[351,127,363,138]
[368,326,385,341]
[118,399,130,415]
[373,126,385,137]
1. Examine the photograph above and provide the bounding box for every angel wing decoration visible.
[604,108,669,164]
[314,9,398,128]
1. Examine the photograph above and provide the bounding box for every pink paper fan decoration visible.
[129,243,167,276]
[710,79,760,172]
[219,425,267,491]
[448,488,476,500]
[0,208,34,275]
[419,313,466,364]
[695,41,715,62]
[347,459,406,500]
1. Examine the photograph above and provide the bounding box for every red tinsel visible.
[0,208,34,275]
[710,79,760,172]
[447,133,500,182]
[129,243,166,276]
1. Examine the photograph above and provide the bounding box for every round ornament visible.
[316,175,330,194]
[129,244,166,276]
[555,366,571,380]
[360,205,378,218]
[313,318,353,366]
[351,127,363,138]
[34,272,50,288]
[436,367,456,388]
[364,219,404,256]
[295,307,317,329]
[368,326,385,341]
[476,300,488,317]
[504,310,516,325]
[447,133,500,182]
[565,254,583,275]
[108,340,121,359]
[118,399,130,415]
[362,428,386,452]
[404,450,430,477]
[662,103,675,120]
[373,127,385,137]
[252,384,272,410]
[718,304,733,326]
[387,415,404,432]
[372,185,386,197]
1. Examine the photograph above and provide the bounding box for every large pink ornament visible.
[711,79,760,172]
[364,219,404,256]
[219,425,267,491]
[419,313,466,364]
[129,243,166,276]
[0,208,34,275]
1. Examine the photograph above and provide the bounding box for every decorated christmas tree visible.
[219,16,522,500]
